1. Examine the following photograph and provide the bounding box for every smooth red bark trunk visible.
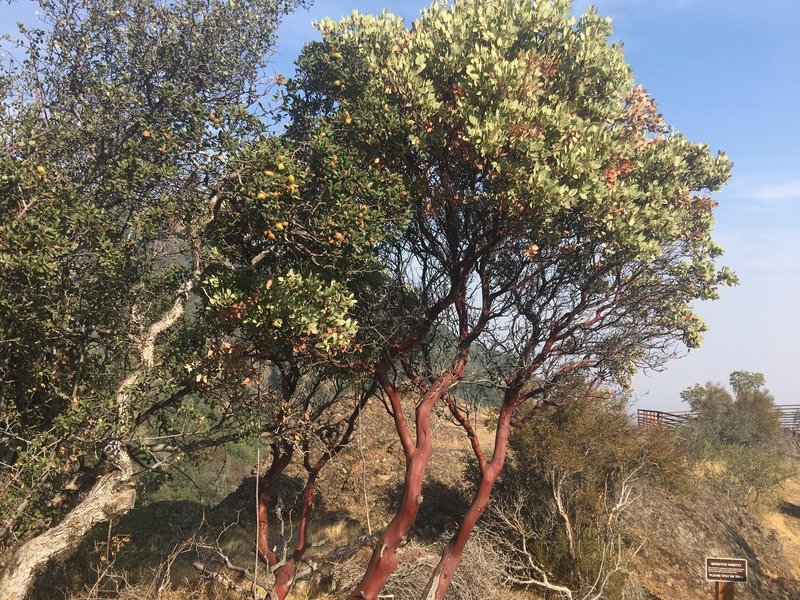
[257,444,293,567]
[422,403,514,600]
[273,466,320,598]
[346,421,434,598]
[260,395,367,598]
[346,371,455,600]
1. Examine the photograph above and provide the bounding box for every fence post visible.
[715,581,734,600]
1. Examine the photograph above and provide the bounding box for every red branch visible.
[422,401,515,600]
[257,443,293,568]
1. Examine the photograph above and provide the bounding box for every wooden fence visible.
[637,405,800,434]
[636,409,692,428]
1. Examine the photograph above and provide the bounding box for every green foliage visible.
[0,0,313,547]
[201,120,409,359]
[204,269,359,354]
[680,370,782,448]
[485,389,683,596]
[678,371,789,506]
[698,443,791,507]
[290,0,735,398]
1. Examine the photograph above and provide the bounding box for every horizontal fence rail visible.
[637,405,800,434]
[779,404,800,432]
[636,409,692,428]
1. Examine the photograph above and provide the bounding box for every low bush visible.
[480,390,683,599]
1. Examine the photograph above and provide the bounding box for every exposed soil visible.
[761,460,800,580]
[631,463,800,600]
[32,406,800,600]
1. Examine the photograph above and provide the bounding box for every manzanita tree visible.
[196,114,407,597]
[286,1,735,598]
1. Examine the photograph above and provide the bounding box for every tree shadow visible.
[33,471,364,599]
[716,515,758,565]
[778,500,800,520]
[385,479,470,543]
[32,499,206,599]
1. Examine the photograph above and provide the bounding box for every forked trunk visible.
[257,444,293,568]
[260,396,364,599]
[272,467,319,599]
[346,372,453,599]
[0,451,136,600]
[421,403,514,600]
[345,441,433,599]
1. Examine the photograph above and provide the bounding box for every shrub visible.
[677,372,790,507]
[481,390,683,599]
[694,443,791,507]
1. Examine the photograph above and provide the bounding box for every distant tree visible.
[730,373,781,446]
[680,371,781,447]
[680,382,734,443]
[287,1,734,597]
[728,370,766,397]
[679,371,787,505]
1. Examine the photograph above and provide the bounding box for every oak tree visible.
[0,1,343,596]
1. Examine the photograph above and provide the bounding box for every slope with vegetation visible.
[1,0,753,598]
[29,376,800,600]
[632,371,798,599]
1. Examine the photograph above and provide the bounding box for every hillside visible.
[631,462,800,599]
[32,406,800,600]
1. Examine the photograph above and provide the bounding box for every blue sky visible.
[3,1,799,410]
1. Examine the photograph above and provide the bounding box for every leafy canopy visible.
[681,371,782,447]
[296,0,734,391]
[0,0,379,544]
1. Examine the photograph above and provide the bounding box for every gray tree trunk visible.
[0,450,136,600]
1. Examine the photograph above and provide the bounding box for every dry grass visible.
[310,518,360,548]
[67,570,238,600]
[760,466,800,579]
[692,459,727,477]
[430,404,497,453]
[56,402,555,600]
[326,533,506,600]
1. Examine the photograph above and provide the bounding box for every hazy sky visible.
[3,1,798,411]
